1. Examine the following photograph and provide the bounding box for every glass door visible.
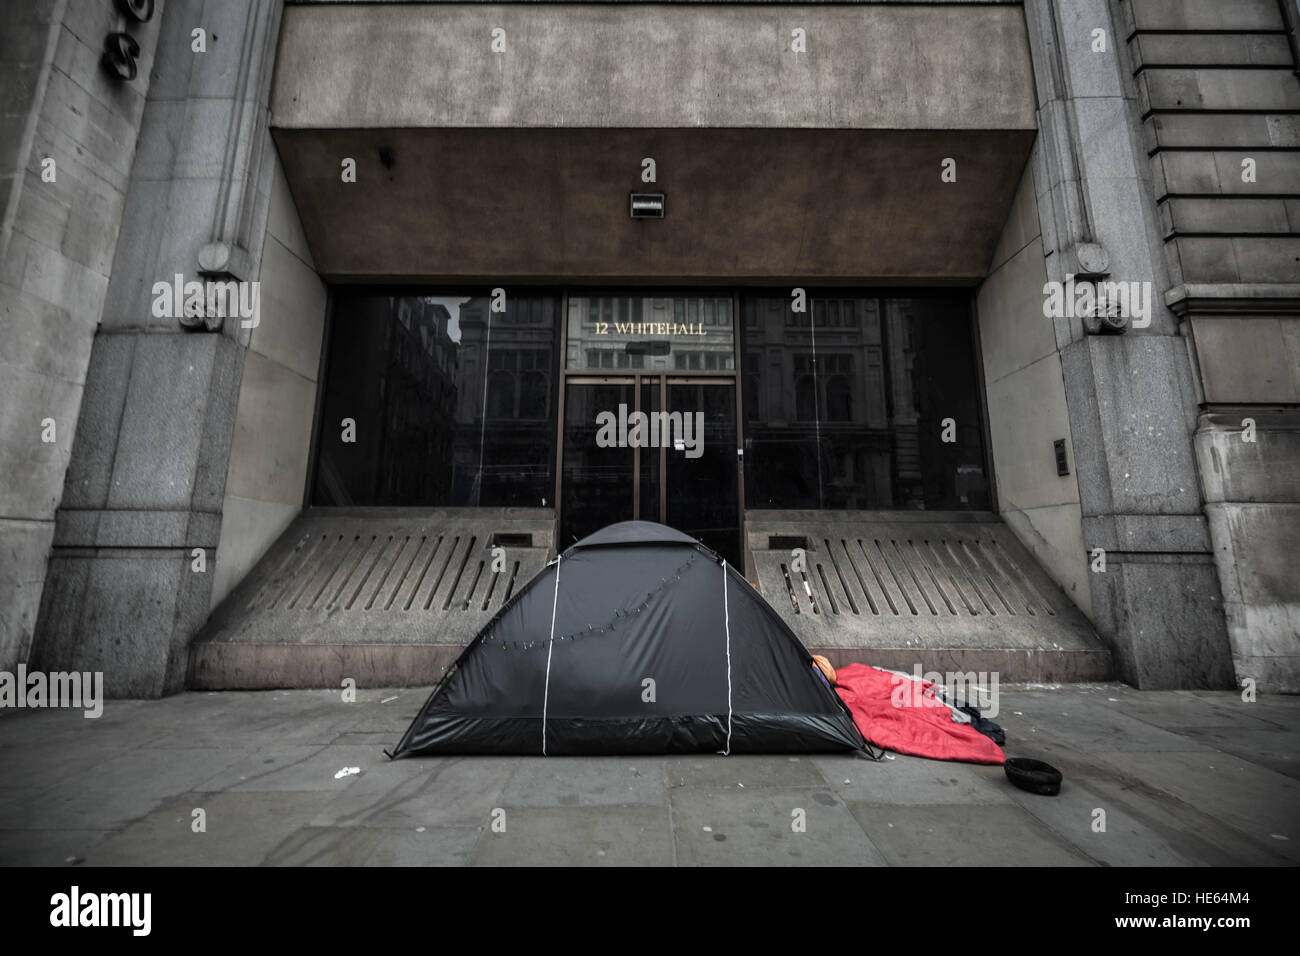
[558,292,742,565]
[664,379,740,567]
[561,378,632,548]
[559,374,740,566]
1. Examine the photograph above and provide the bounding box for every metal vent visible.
[246,532,526,614]
[195,508,554,652]
[748,513,1103,662]
[770,536,1053,619]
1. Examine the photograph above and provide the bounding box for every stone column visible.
[0,0,161,673]
[1021,0,1235,688]
[32,0,284,696]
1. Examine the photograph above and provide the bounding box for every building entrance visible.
[558,293,742,565]
[559,374,741,566]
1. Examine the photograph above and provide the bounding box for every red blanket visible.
[834,663,1005,765]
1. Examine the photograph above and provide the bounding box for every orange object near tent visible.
[811,655,836,685]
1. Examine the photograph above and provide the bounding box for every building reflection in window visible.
[566,294,735,372]
[312,292,559,508]
[740,293,988,511]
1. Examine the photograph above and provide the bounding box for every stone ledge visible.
[1196,410,1300,504]
[1167,283,1300,316]
[53,509,223,548]
[1081,513,1212,554]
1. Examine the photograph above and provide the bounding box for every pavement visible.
[0,683,1296,866]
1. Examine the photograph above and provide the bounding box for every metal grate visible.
[196,508,554,648]
[748,514,1101,654]
[769,536,1055,618]
[243,532,534,616]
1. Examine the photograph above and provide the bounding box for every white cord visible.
[721,559,733,756]
[541,554,561,756]
[809,303,824,508]
[475,304,493,505]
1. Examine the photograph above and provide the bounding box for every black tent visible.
[391,521,865,756]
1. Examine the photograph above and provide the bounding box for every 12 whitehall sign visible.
[591,321,708,336]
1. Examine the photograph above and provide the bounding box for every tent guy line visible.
[721,558,733,757]
[542,553,562,757]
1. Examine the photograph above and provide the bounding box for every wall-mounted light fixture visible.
[629,193,665,219]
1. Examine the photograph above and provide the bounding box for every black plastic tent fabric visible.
[391,521,865,756]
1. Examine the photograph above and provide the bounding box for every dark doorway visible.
[559,375,741,567]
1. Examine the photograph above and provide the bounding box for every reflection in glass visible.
[741,294,987,511]
[638,381,660,529]
[561,383,636,547]
[665,383,740,566]
[567,294,734,372]
[312,292,559,507]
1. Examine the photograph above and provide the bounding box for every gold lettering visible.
[592,318,718,338]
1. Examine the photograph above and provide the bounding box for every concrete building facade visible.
[2,0,1297,697]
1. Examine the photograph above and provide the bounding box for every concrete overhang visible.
[270,3,1037,282]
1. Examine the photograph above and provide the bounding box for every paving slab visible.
[1177,725,1300,781]
[1109,689,1286,732]
[467,806,673,866]
[0,828,113,866]
[847,803,1094,866]
[197,744,392,793]
[144,690,415,742]
[996,693,1213,752]
[330,732,402,748]
[82,791,336,866]
[669,788,886,866]
[1090,749,1300,862]
[0,700,155,745]
[312,757,518,829]
[12,747,248,830]
[264,825,481,866]
[811,752,1015,805]
[1184,690,1300,722]
[1,739,132,792]
[0,704,168,758]
[146,707,360,750]
[994,731,1295,865]
[998,774,1200,867]
[332,691,425,735]
[0,789,45,830]
[664,754,828,790]
[502,757,664,807]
